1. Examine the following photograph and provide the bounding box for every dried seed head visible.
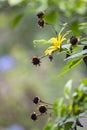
[49,55,53,61]
[38,19,45,28]
[32,56,41,66]
[70,36,78,46]
[36,11,45,19]
[31,112,37,121]
[39,105,47,114]
[33,96,40,104]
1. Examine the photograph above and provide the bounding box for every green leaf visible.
[33,39,52,46]
[59,104,67,116]
[65,49,87,61]
[81,78,87,86]
[64,118,75,130]
[44,118,57,130]
[79,22,87,30]
[58,117,74,130]
[58,58,82,77]
[79,111,87,117]
[64,122,73,130]
[62,44,71,51]
[10,13,23,28]
[70,21,80,36]
[44,123,53,130]
[64,117,75,124]
[53,98,64,116]
[44,10,58,24]
[64,80,72,99]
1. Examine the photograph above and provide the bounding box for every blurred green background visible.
[0,0,87,130]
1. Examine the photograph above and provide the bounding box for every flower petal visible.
[57,33,61,42]
[50,38,57,45]
[45,46,58,55]
[61,32,69,42]
[44,32,69,55]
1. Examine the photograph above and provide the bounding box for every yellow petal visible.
[45,49,53,55]
[61,32,69,42]
[62,32,69,38]
[50,38,57,45]
[47,46,56,49]
[57,33,61,42]
[45,46,58,55]
[60,37,66,43]
[45,32,69,55]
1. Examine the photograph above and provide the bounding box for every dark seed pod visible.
[70,36,78,46]
[83,45,87,66]
[33,96,40,104]
[36,11,45,19]
[38,19,45,28]
[49,55,53,61]
[31,112,37,121]
[39,105,47,114]
[32,56,41,66]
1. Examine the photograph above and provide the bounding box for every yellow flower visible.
[45,32,69,55]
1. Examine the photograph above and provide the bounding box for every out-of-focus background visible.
[0,0,87,130]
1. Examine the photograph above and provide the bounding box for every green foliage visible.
[53,98,64,116]
[10,13,24,28]
[44,10,58,24]
[0,0,87,130]
[58,58,82,77]
[44,79,87,130]
[64,79,72,99]
[81,78,87,85]
[33,39,52,45]
[70,21,80,36]
[65,49,87,61]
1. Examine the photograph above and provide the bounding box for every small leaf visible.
[63,118,74,130]
[44,123,53,130]
[58,58,82,77]
[10,13,23,28]
[64,122,74,130]
[65,49,87,61]
[79,22,87,30]
[44,10,58,24]
[59,104,67,116]
[64,80,72,99]
[33,39,52,46]
[62,44,71,51]
[81,78,87,86]
[64,117,75,123]
[58,117,74,130]
[70,21,80,36]
[53,98,64,116]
